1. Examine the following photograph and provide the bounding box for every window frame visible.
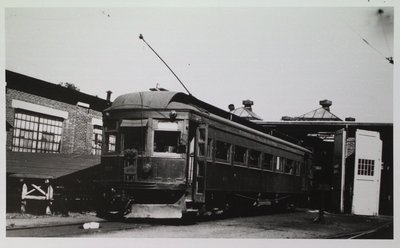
[104,131,117,153]
[11,110,63,153]
[152,120,184,158]
[233,145,247,165]
[248,149,261,168]
[284,158,294,175]
[357,158,375,177]
[261,153,274,171]
[215,140,232,163]
[91,125,103,155]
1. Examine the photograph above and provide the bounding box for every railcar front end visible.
[95,94,196,218]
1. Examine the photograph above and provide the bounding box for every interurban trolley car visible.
[95,91,313,219]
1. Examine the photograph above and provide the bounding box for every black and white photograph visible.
[1,0,398,246]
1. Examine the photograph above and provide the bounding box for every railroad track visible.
[6,220,141,237]
[326,222,393,239]
[6,213,393,239]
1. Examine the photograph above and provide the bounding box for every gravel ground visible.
[6,209,393,239]
[78,210,392,239]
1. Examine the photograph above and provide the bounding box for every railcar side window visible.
[105,133,116,152]
[248,150,261,168]
[262,153,274,170]
[215,141,231,161]
[285,159,294,174]
[234,145,247,164]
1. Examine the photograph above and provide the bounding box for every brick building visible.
[5,70,110,213]
[6,70,110,155]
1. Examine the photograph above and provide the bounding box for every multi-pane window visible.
[358,159,375,176]
[92,125,102,155]
[12,110,63,153]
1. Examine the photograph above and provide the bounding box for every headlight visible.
[143,163,152,173]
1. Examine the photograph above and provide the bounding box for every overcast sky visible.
[5,4,394,122]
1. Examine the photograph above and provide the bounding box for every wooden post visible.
[21,180,27,214]
[45,179,54,215]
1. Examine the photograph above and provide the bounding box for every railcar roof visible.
[106,91,258,128]
[105,91,193,111]
[106,91,311,153]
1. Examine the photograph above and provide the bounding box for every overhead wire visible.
[344,21,393,64]
[139,34,193,96]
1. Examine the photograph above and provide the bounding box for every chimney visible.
[242,100,254,111]
[228,104,235,112]
[106,90,112,101]
[319,99,332,111]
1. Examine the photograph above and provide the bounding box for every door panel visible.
[352,129,382,216]
[193,124,208,203]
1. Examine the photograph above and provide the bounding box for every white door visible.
[352,129,382,216]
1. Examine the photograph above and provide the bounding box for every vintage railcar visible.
[95,91,313,218]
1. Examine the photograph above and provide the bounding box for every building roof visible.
[6,70,110,112]
[256,120,392,143]
[6,151,100,179]
[293,107,342,121]
[282,99,342,121]
[231,107,263,121]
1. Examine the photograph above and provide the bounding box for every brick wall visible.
[6,88,103,155]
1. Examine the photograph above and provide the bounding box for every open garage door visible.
[352,129,382,216]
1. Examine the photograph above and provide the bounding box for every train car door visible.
[193,124,208,203]
[352,129,382,216]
